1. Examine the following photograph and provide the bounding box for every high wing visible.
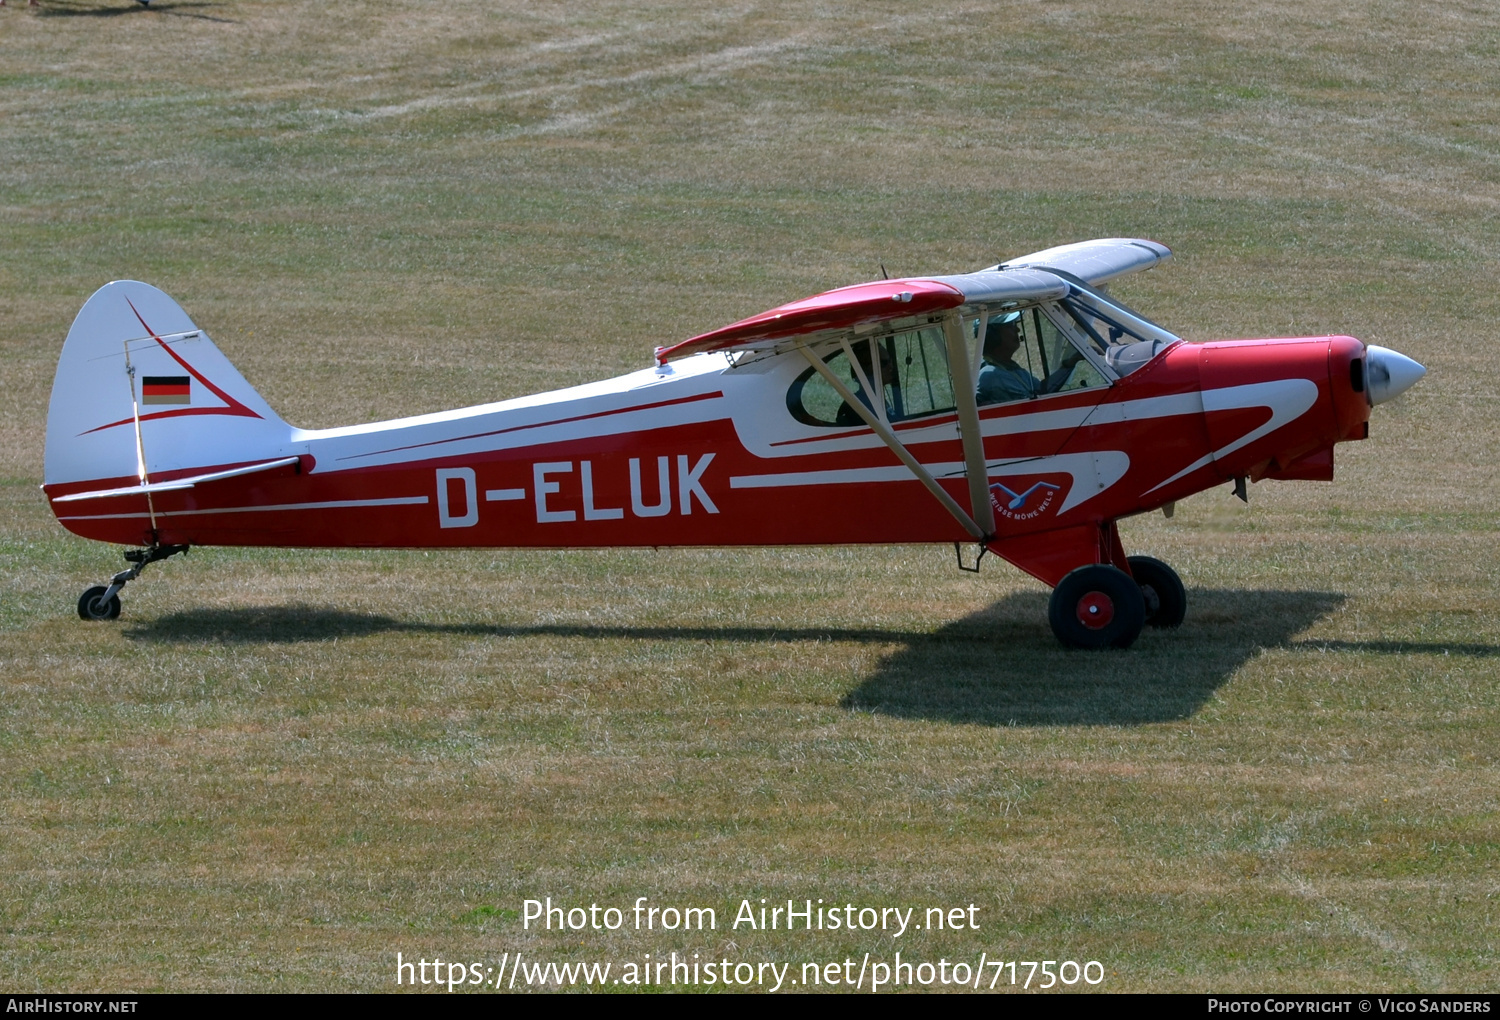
[992,237,1173,285]
[656,270,1064,364]
[655,237,1170,364]
[652,237,1173,551]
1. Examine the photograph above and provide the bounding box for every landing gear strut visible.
[77,545,188,621]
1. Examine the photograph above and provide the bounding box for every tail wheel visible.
[77,586,121,621]
[1048,565,1145,649]
[1127,555,1186,629]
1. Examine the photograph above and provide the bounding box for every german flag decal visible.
[141,375,191,405]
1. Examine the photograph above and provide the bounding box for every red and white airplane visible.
[43,238,1425,648]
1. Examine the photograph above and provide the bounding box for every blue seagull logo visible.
[989,480,1061,511]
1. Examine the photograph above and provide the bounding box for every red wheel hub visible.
[1075,591,1115,629]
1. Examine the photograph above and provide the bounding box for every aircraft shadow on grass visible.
[851,595,1500,723]
[117,587,1447,726]
[846,588,1347,727]
[39,2,237,23]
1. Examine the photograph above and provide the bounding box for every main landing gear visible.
[1047,556,1185,649]
[77,544,188,621]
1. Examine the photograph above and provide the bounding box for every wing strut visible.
[940,312,997,538]
[797,345,986,542]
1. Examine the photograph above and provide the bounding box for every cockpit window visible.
[1060,298,1150,350]
[787,325,956,427]
[1050,272,1180,378]
[788,347,865,427]
[787,281,1180,426]
[884,326,955,419]
[974,305,1110,407]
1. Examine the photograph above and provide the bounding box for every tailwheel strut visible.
[77,544,189,621]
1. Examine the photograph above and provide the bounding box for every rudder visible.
[44,281,292,490]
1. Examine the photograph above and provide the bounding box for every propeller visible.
[1366,345,1425,405]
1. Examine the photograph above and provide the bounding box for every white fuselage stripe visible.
[730,464,949,488]
[729,451,1130,515]
[744,390,1202,461]
[1145,379,1318,493]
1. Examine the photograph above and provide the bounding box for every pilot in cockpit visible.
[976,311,1079,405]
[976,312,1040,405]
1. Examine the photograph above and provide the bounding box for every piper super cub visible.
[43,238,1425,648]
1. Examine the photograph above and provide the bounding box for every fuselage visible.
[45,331,1372,586]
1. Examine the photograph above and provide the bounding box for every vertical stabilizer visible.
[44,281,292,488]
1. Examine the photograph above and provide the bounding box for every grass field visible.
[2,0,1498,993]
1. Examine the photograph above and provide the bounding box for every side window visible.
[787,345,869,427]
[882,326,954,420]
[975,306,1109,406]
[1037,305,1111,393]
[787,326,957,427]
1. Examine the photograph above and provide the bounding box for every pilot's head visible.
[983,312,1022,363]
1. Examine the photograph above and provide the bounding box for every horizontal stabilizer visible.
[52,456,302,503]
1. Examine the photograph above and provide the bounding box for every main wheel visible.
[77,586,121,621]
[1127,555,1186,629]
[1048,564,1145,649]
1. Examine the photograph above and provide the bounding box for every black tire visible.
[77,586,121,621]
[1127,555,1186,629]
[1048,564,1145,650]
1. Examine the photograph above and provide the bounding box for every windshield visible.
[1046,271,1179,376]
[1046,270,1180,343]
